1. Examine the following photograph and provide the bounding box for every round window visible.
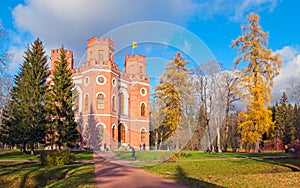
[140,88,147,96]
[96,75,106,85]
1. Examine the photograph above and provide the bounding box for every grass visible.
[139,151,300,188]
[0,150,93,161]
[0,150,95,187]
[114,150,175,161]
[0,162,96,188]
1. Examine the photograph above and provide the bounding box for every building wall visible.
[50,37,150,150]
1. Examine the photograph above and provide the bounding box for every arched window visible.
[97,93,105,109]
[112,96,116,112]
[141,103,146,116]
[83,124,89,145]
[84,94,89,111]
[97,124,104,141]
[118,123,126,143]
[120,93,124,115]
[141,129,146,143]
[112,125,116,141]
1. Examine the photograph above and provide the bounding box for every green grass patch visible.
[0,150,93,161]
[0,150,40,160]
[72,151,93,161]
[142,154,300,187]
[0,162,96,188]
[114,150,175,161]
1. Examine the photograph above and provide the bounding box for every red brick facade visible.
[50,37,150,150]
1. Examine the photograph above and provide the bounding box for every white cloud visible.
[11,0,198,61]
[9,0,281,72]
[273,46,300,102]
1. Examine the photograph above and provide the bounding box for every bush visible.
[40,149,76,166]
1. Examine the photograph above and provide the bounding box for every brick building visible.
[50,37,150,150]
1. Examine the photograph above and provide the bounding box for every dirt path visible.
[93,151,187,188]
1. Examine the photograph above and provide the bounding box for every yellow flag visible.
[132,41,137,49]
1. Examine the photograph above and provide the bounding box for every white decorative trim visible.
[140,127,147,132]
[95,92,106,98]
[96,122,106,129]
[119,122,128,131]
[119,82,128,88]
[73,75,83,80]
[132,81,150,86]
[112,124,116,128]
[74,79,82,84]
[82,68,119,76]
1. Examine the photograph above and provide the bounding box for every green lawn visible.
[0,150,95,187]
[0,162,96,188]
[138,151,300,188]
[0,150,93,161]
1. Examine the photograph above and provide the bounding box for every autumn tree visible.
[231,13,282,152]
[46,46,79,149]
[154,52,192,149]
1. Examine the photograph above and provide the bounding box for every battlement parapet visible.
[125,54,146,62]
[51,49,73,57]
[87,36,114,48]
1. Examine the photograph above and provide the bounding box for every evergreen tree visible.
[46,46,79,149]
[231,13,282,152]
[294,104,300,140]
[3,38,49,154]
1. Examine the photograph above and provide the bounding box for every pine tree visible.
[3,38,49,154]
[46,46,79,149]
[231,13,282,152]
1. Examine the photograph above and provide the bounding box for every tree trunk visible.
[254,139,260,153]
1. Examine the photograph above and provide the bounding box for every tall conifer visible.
[46,46,79,149]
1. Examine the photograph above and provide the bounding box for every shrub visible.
[40,149,76,166]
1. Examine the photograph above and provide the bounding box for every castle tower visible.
[125,54,146,78]
[86,36,114,68]
[50,49,74,73]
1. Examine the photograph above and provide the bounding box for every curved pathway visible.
[93,151,187,188]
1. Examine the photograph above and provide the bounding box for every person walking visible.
[131,147,136,160]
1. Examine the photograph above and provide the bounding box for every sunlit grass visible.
[0,162,96,188]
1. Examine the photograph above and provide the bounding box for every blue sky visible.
[1,0,300,100]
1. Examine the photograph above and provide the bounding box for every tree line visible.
[0,38,79,154]
[151,13,299,152]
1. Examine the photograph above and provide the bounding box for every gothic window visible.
[84,94,89,111]
[112,95,116,112]
[141,129,146,143]
[97,93,105,109]
[120,93,124,115]
[118,123,126,143]
[112,125,116,141]
[97,124,104,141]
[141,103,146,116]
[99,51,104,61]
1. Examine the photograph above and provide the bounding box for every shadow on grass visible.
[255,157,300,172]
[174,166,223,188]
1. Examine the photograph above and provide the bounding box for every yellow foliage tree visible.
[231,13,282,152]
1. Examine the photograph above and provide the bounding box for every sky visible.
[1,0,300,101]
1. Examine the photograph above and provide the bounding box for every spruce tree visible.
[46,46,79,149]
[3,38,49,154]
